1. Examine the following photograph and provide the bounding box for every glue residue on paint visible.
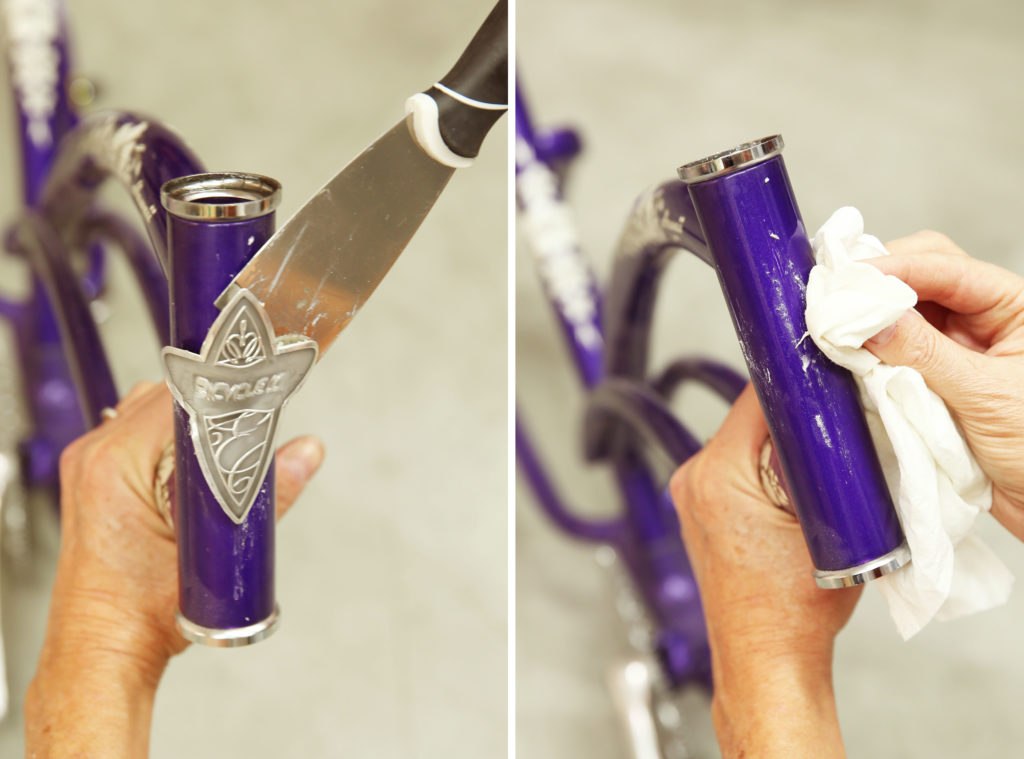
[814,412,834,448]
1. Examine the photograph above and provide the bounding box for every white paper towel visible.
[804,206,1013,639]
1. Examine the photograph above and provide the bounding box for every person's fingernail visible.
[866,324,897,346]
[285,437,324,480]
[865,313,909,347]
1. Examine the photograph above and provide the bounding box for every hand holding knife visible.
[214,0,508,356]
[161,0,507,644]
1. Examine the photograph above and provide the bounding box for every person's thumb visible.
[274,435,325,519]
[864,309,985,405]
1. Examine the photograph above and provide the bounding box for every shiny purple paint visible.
[165,203,278,632]
[682,150,905,573]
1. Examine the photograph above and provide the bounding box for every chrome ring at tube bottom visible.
[175,604,281,647]
[813,542,911,589]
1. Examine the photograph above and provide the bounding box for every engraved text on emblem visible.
[162,290,317,524]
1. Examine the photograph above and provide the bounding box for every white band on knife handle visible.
[431,82,508,110]
[404,93,474,169]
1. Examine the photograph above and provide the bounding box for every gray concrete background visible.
[517,0,1024,757]
[0,1,506,756]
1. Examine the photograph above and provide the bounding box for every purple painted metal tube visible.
[678,137,909,588]
[13,213,118,427]
[7,0,77,206]
[4,0,88,485]
[162,173,282,645]
[583,379,701,467]
[515,414,627,544]
[81,212,170,344]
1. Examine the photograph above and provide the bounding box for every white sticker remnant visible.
[3,0,61,148]
[517,137,602,351]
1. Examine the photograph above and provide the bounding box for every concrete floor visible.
[517,0,1024,757]
[0,1,506,756]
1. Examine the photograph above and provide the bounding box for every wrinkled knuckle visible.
[899,322,939,371]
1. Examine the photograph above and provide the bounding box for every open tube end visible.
[677,135,784,184]
[161,172,281,221]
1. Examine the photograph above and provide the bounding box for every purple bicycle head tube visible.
[162,172,282,645]
[678,137,909,588]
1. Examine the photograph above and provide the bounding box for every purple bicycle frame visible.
[516,84,739,689]
[4,1,283,645]
[3,0,97,488]
[517,88,911,692]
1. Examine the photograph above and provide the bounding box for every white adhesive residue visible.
[813,412,833,448]
[517,138,602,351]
[79,115,153,220]
[3,0,60,147]
[652,188,686,237]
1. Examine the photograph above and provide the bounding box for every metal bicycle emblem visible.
[162,289,317,524]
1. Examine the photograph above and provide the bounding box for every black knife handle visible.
[423,0,508,160]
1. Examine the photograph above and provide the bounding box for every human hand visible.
[26,381,323,758]
[669,385,859,758]
[863,231,1024,539]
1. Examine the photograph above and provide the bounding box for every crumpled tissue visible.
[804,206,1013,639]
